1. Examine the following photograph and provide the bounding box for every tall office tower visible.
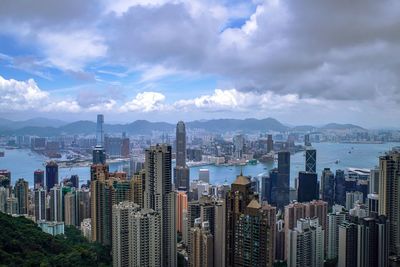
[321,168,335,206]
[129,170,145,208]
[297,171,318,202]
[174,121,190,191]
[345,191,363,210]
[112,201,140,267]
[14,178,28,215]
[177,191,188,233]
[0,170,11,189]
[69,175,79,189]
[90,164,110,244]
[261,168,278,205]
[250,176,260,195]
[46,161,58,192]
[0,187,8,213]
[379,149,400,258]
[334,169,346,206]
[34,169,45,189]
[304,134,311,146]
[129,208,162,267]
[287,218,324,267]
[198,169,210,183]
[225,173,256,267]
[64,192,76,226]
[305,148,316,173]
[233,134,245,159]
[327,205,347,260]
[190,219,214,267]
[368,193,379,217]
[357,216,389,267]
[144,144,177,267]
[121,137,130,158]
[34,188,47,221]
[277,151,290,210]
[338,221,358,267]
[369,167,379,194]
[267,134,273,153]
[93,114,106,164]
[49,186,63,222]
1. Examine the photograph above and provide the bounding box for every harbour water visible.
[0,142,398,188]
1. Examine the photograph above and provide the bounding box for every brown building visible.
[190,219,214,267]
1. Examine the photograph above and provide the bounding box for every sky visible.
[0,0,400,128]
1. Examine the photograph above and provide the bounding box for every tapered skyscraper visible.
[93,114,106,164]
[174,121,190,191]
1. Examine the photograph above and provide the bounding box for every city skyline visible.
[1,1,400,127]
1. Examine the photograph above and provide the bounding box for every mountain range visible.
[0,117,367,136]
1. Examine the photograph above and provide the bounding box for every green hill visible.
[0,213,111,267]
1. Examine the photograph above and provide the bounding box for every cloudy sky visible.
[0,0,399,127]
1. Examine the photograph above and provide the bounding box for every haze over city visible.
[1,0,400,127]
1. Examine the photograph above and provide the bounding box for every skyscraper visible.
[378,148,400,258]
[46,161,58,192]
[34,188,46,221]
[93,114,106,164]
[305,148,316,173]
[34,169,44,189]
[267,134,273,153]
[112,201,140,267]
[64,192,76,226]
[276,151,290,210]
[225,173,256,267]
[189,219,214,267]
[144,144,176,267]
[327,205,347,260]
[174,121,190,191]
[14,178,28,215]
[334,169,346,206]
[49,185,63,222]
[287,217,324,267]
[338,221,358,267]
[177,190,188,233]
[297,171,318,202]
[321,168,335,206]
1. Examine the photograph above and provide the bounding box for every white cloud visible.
[36,30,107,71]
[0,75,49,110]
[41,100,82,113]
[120,92,166,112]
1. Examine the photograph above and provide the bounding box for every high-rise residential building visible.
[189,219,214,267]
[49,185,63,222]
[297,171,318,202]
[93,145,106,165]
[275,219,285,261]
[46,161,58,192]
[277,151,290,210]
[76,188,91,225]
[7,194,18,214]
[378,149,400,258]
[213,199,226,267]
[144,144,176,267]
[34,169,44,189]
[121,137,130,158]
[369,167,379,194]
[64,192,76,226]
[129,208,162,267]
[129,170,145,208]
[305,148,316,173]
[267,134,274,153]
[287,217,324,267]
[225,173,257,267]
[334,169,346,206]
[112,201,140,267]
[327,205,347,260]
[14,178,28,215]
[321,168,335,206]
[177,191,188,233]
[175,121,190,191]
[338,221,358,267]
[345,191,363,210]
[0,187,8,213]
[34,187,47,221]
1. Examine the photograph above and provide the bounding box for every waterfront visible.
[0,142,398,187]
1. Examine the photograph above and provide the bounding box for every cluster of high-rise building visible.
[1,114,400,266]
